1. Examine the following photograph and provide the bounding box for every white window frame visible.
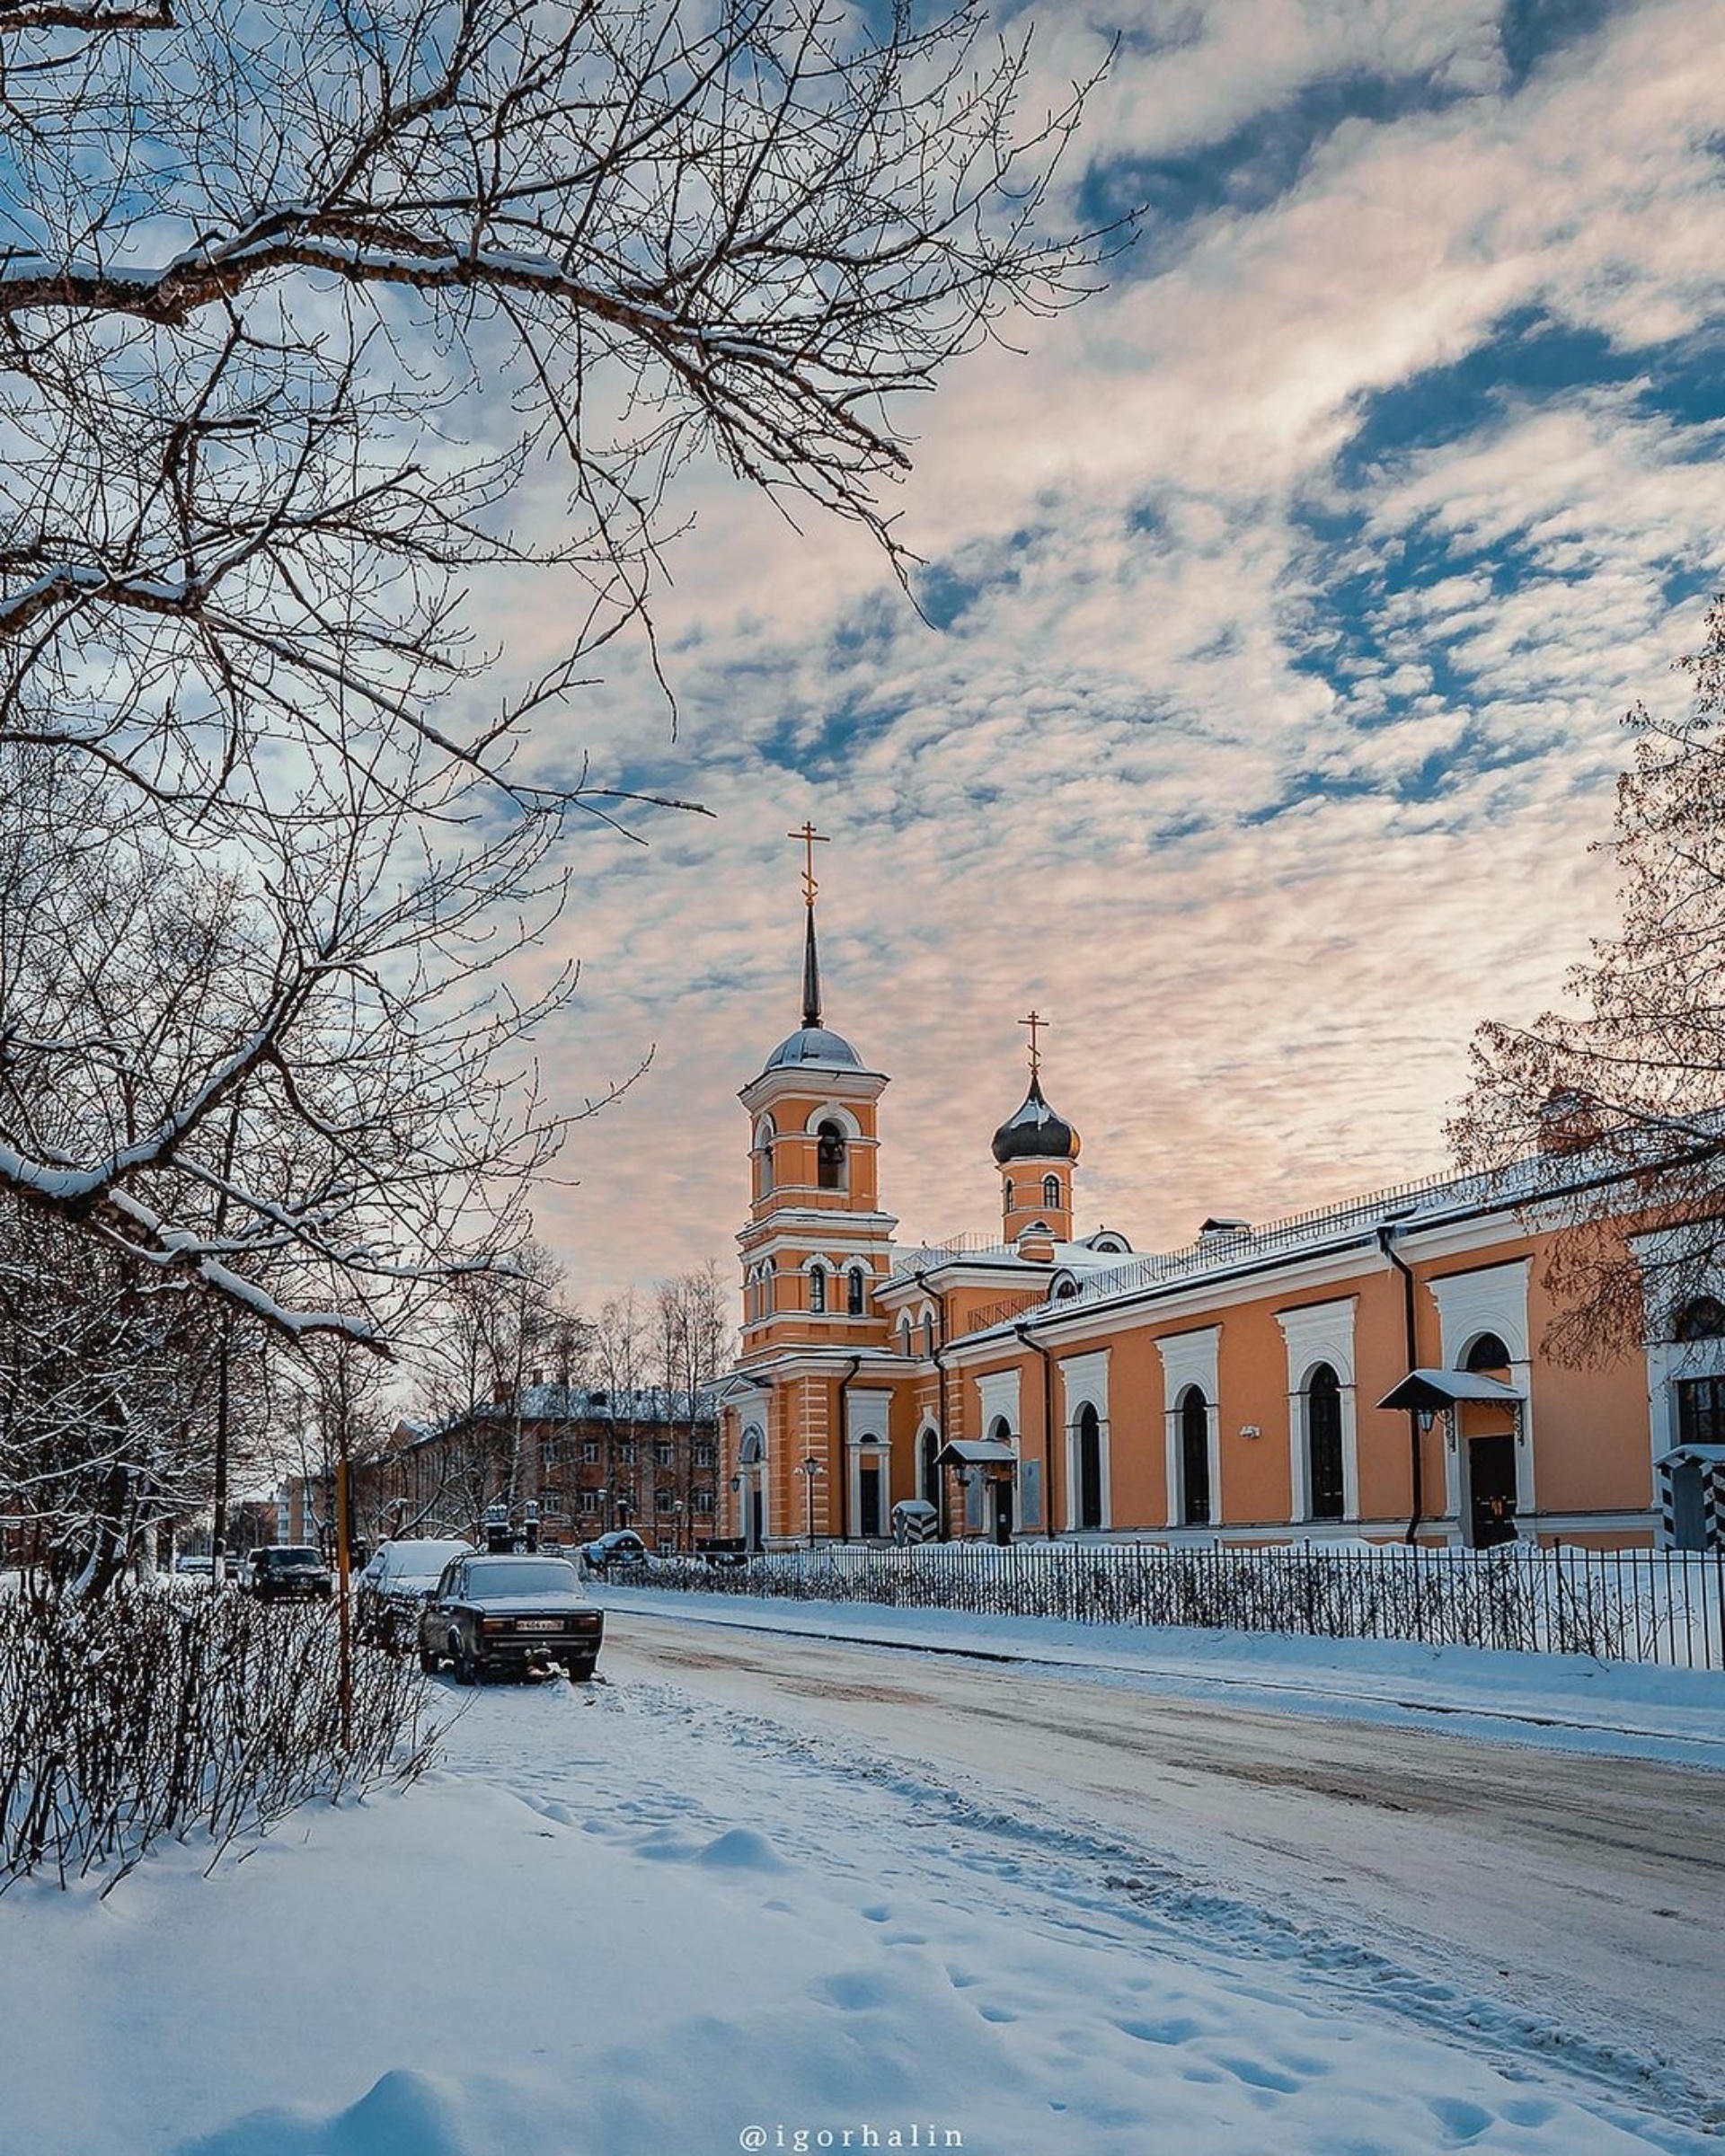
[1058,1348,1111,1532]
[1276,1298,1359,1524]
[1155,1328,1220,1530]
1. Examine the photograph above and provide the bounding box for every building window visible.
[1180,1386,1211,1525]
[1042,1173,1060,1211]
[817,1119,847,1191]
[1464,1331,1512,1374]
[694,1440,714,1466]
[1677,1375,1725,1445]
[1004,1179,1015,1214]
[1075,1402,1103,1531]
[808,1266,827,1314]
[898,1317,913,1356]
[656,1442,673,1468]
[581,1440,599,1464]
[1306,1364,1345,1520]
[756,1117,775,1198]
[579,1487,598,1511]
[847,1265,866,1316]
[655,1488,675,1514]
[694,1490,714,1515]
[616,1441,634,1465]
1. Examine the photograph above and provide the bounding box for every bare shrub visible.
[0,1583,446,1890]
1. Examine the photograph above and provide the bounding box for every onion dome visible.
[992,1074,1081,1163]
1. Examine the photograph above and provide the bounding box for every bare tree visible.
[0,1193,274,1589]
[1451,596,1725,1363]
[0,0,1110,1339]
[652,1259,728,1542]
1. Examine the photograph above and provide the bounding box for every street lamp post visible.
[798,1454,824,1549]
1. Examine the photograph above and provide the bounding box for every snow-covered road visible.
[603,1604,1725,2101]
[4,1604,1721,2154]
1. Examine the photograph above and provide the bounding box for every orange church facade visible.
[716,901,1723,1557]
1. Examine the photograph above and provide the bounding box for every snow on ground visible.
[597,1585,1725,1768]
[2,1601,1721,2155]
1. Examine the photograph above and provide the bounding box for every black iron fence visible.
[633,1541,1725,1671]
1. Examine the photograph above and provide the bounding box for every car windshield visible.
[377,1540,470,1580]
[262,1550,322,1568]
[464,1560,578,1598]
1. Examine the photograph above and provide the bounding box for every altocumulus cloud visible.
[466,0,1725,1307]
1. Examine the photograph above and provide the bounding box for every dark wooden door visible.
[1468,1434,1517,1547]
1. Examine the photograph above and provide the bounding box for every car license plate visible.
[518,1618,562,1632]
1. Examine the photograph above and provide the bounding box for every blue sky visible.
[488,0,1725,1309]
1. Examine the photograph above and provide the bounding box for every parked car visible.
[579,1528,655,1575]
[242,1545,333,1602]
[355,1536,476,1650]
[172,1553,215,1577]
[419,1552,605,1683]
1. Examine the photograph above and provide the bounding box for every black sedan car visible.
[419,1552,605,1683]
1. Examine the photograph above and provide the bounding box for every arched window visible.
[1180,1385,1211,1526]
[920,1428,942,1509]
[898,1316,912,1356]
[1676,1295,1725,1341]
[817,1119,846,1191]
[755,1117,775,1199]
[1042,1173,1060,1211]
[1075,1402,1103,1530]
[1306,1364,1344,1521]
[846,1265,866,1317]
[1464,1331,1512,1374]
[1003,1179,1015,1215]
[809,1265,827,1314]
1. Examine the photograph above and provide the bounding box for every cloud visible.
[468,0,1725,1316]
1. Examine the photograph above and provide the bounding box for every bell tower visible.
[993,1010,1080,1244]
[736,826,895,1356]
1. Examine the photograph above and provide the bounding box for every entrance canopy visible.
[1376,1368,1524,1414]
[935,1440,1016,1469]
[1655,1444,1725,1467]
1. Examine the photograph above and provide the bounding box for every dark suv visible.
[243,1545,333,1602]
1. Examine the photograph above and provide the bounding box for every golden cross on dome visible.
[789,821,829,908]
[1019,1008,1048,1078]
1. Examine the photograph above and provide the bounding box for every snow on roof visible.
[942,1129,1707,1349]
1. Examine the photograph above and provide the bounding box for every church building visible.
[715,847,1725,1555]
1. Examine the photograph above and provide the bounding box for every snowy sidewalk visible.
[2,1644,1719,2155]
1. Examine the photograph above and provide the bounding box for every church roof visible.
[992,1074,1080,1163]
[763,1024,863,1073]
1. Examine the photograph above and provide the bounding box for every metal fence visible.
[634,1541,1725,1671]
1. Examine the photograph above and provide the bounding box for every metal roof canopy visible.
[935,1440,1017,1467]
[1655,1444,1725,1466]
[1376,1368,1524,1413]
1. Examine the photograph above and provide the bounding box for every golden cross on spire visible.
[1019,1008,1048,1078]
[789,821,829,908]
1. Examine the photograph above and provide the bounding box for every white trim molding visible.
[1276,1297,1359,1523]
[1635,1228,1725,1492]
[973,1366,1023,1532]
[1155,1327,1220,1530]
[1058,1348,1112,1532]
[845,1387,893,1540]
[1427,1260,1535,1525]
